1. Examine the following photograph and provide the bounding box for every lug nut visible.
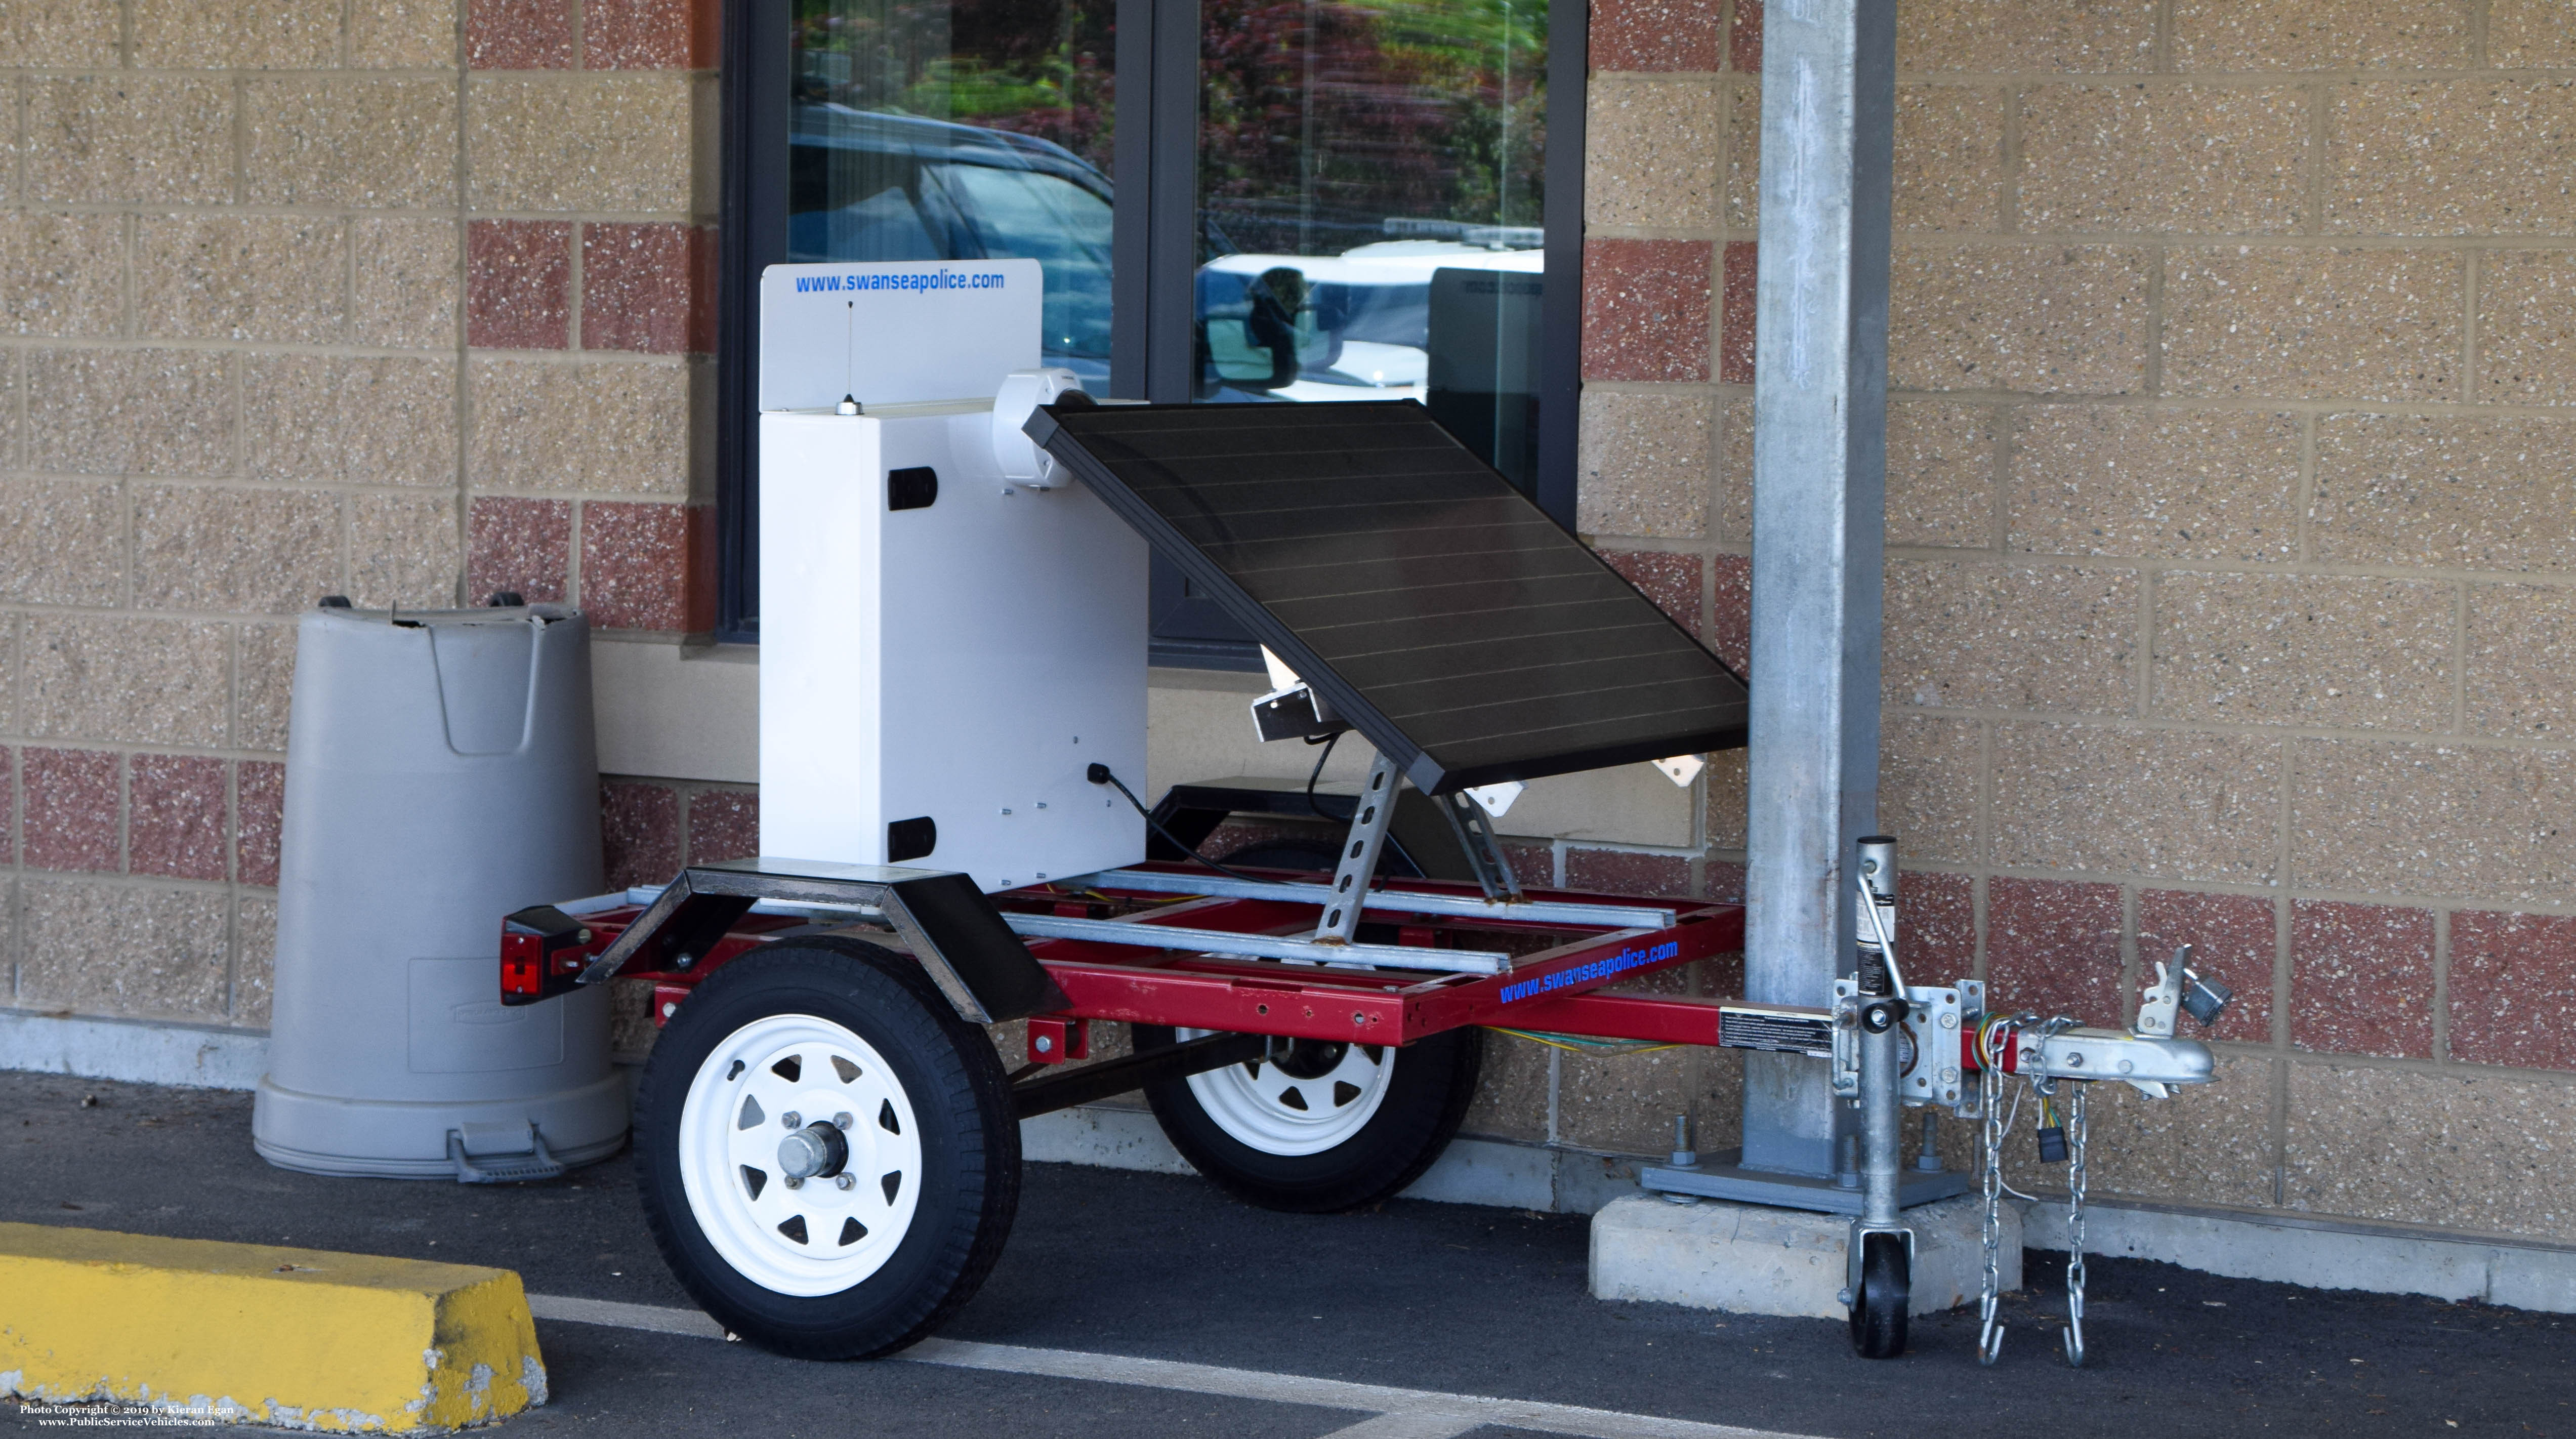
[784,1175,803,1189]
[834,1173,856,1190]
[782,1111,802,1128]
[833,1112,854,1130]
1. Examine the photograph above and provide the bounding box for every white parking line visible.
[527,1293,1826,1439]
[1306,1412,1487,1439]
[532,1294,732,1339]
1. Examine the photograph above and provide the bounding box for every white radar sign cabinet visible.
[756,259,1147,892]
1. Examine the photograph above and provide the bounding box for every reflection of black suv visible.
[790,106,1115,380]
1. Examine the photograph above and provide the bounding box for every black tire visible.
[1849,1231,1910,1359]
[634,937,1019,1359]
[1133,1023,1481,1214]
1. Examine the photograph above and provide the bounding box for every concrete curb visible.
[0,1010,268,1091]
[1590,1193,2017,1317]
[2023,1197,2576,1314]
[1022,1101,1651,1213]
[0,1222,547,1431]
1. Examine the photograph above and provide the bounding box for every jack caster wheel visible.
[1133,1023,1481,1213]
[635,937,1019,1359]
[1848,1230,1910,1360]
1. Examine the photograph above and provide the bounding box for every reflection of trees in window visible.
[1200,0,1546,257]
[792,0,1117,176]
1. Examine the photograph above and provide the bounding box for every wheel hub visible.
[777,1121,850,1183]
[1177,1027,1395,1156]
[1269,1039,1348,1081]
[675,1013,927,1297]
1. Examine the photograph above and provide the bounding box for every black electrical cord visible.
[1087,763,1270,885]
[1301,729,1341,818]
[1297,731,1390,892]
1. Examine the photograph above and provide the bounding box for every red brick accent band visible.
[467,220,573,351]
[236,761,286,889]
[1720,240,1758,386]
[1601,550,1705,635]
[581,223,717,355]
[2138,887,2275,1046]
[129,754,228,882]
[1709,552,1749,672]
[468,0,574,69]
[2449,910,2576,1071]
[687,789,760,865]
[586,0,719,69]
[1590,0,1725,72]
[23,748,119,874]
[468,496,574,605]
[1565,847,1693,899]
[1901,869,1975,980]
[579,501,715,632]
[2292,899,2434,1060]
[1986,876,2125,1023]
[602,780,681,890]
[1730,0,1762,74]
[469,0,715,69]
[1582,239,1714,383]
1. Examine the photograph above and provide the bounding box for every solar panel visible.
[1027,400,1750,795]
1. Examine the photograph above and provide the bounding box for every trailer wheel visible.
[1133,1023,1480,1213]
[1848,1231,1910,1360]
[634,938,1018,1359]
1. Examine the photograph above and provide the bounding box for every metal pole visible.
[1740,0,1896,1178]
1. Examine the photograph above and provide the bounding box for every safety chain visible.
[1976,1049,2006,1366]
[2062,1082,2090,1368]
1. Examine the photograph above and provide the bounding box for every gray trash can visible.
[253,602,629,1180]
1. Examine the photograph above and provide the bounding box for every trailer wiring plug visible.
[2033,1093,2070,1164]
[1087,763,1272,885]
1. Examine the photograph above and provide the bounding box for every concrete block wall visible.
[4,0,2572,1256]
[0,0,716,1036]
[1575,0,2576,1244]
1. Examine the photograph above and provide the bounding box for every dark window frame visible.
[715,0,1588,652]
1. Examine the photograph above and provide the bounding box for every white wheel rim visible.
[1178,1029,1395,1156]
[677,1013,925,1297]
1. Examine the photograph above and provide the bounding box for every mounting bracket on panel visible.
[1438,790,1524,905]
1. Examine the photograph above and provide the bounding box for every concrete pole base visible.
[1589,1192,2020,1318]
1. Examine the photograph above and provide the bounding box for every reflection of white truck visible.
[777,99,1543,451]
[1197,240,1544,403]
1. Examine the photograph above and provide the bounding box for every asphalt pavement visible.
[1,1069,2568,1437]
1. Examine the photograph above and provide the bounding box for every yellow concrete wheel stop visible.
[0,1222,546,1431]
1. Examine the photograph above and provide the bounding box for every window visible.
[718,0,1585,653]
[785,0,1116,378]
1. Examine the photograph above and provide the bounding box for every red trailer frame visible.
[493,856,2041,1104]
[512,860,1770,1060]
